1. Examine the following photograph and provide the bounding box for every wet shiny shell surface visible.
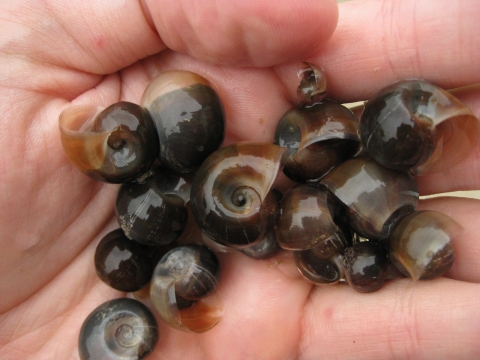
[343,242,389,293]
[59,101,159,183]
[389,210,460,280]
[78,298,158,360]
[274,99,360,182]
[95,229,153,292]
[141,70,225,173]
[190,142,286,248]
[116,168,188,246]
[360,79,480,174]
[321,155,419,240]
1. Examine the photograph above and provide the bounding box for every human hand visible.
[1,0,479,359]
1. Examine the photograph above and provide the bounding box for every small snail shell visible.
[59,102,159,183]
[94,229,153,292]
[141,70,226,173]
[389,210,461,281]
[115,167,191,246]
[239,230,280,259]
[274,99,360,182]
[320,155,419,240]
[296,62,327,105]
[150,245,222,333]
[294,250,344,285]
[360,79,480,174]
[342,242,389,293]
[190,142,287,248]
[275,184,339,250]
[78,298,158,360]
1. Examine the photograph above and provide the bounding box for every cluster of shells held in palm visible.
[59,63,480,359]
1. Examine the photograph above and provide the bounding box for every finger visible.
[276,0,480,103]
[418,196,480,283]
[143,0,338,67]
[301,278,480,359]
[1,0,338,96]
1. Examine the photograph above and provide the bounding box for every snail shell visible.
[294,250,344,285]
[389,210,461,281]
[342,242,389,293]
[296,62,327,105]
[94,229,153,292]
[141,70,225,173]
[150,245,222,333]
[78,298,158,360]
[320,155,419,240]
[275,184,339,250]
[239,230,280,259]
[274,99,361,182]
[360,79,480,174]
[190,142,286,248]
[59,102,159,183]
[115,167,191,246]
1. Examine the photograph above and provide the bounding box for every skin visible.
[1,0,479,358]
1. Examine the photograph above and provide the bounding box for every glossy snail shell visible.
[59,102,159,183]
[150,245,222,333]
[320,155,419,240]
[274,99,360,182]
[389,210,461,281]
[190,142,286,248]
[296,62,327,105]
[115,167,191,246]
[275,184,339,250]
[360,79,480,174]
[294,250,344,285]
[78,298,158,360]
[342,242,389,293]
[94,229,153,292]
[141,70,226,173]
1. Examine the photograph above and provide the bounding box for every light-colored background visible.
[336,0,480,200]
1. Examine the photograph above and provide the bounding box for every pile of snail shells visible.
[59,65,479,359]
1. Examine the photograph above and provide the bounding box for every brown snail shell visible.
[150,245,222,333]
[321,155,419,240]
[274,99,361,182]
[342,242,389,293]
[115,167,191,246]
[389,210,461,281]
[360,79,480,174]
[239,230,280,259]
[294,251,344,285]
[78,298,158,360]
[275,184,339,250]
[190,142,286,248]
[296,62,327,105]
[141,70,225,174]
[59,102,159,183]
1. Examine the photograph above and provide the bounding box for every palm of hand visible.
[1,1,480,359]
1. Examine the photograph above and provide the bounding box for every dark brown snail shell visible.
[78,298,158,360]
[275,184,339,250]
[342,242,389,293]
[94,229,153,292]
[190,142,286,248]
[274,99,361,182]
[239,230,280,259]
[296,62,327,105]
[150,245,222,333]
[59,102,159,183]
[115,167,190,246]
[141,70,226,174]
[294,250,344,285]
[360,79,480,174]
[389,210,461,281]
[320,155,419,240]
